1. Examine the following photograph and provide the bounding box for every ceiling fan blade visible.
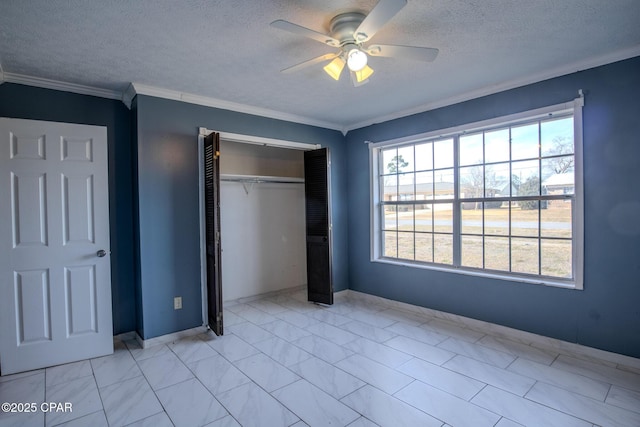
[354,0,407,43]
[366,44,439,62]
[281,53,339,74]
[270,20,340,47]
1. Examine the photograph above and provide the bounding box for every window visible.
[371,97,584,289]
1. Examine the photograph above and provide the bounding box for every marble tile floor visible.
[1,289,639,427]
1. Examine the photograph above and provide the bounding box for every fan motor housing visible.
[329,12,366,45]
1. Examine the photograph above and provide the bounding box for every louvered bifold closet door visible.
[304,148,333,305]
[204,132,223,335]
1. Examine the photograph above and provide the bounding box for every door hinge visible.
[214,151,220,160]
[217,313,223,322]
[216,231,221,243]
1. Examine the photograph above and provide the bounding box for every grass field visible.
[383,202,572,278]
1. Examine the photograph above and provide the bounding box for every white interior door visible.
[0,118,113,375]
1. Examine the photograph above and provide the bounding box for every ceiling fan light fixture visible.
[346,48,368,72]
[272,1,439,87]
[323,57,346,80]
[354,64,374,83]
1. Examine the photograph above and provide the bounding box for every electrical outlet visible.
[174,296,182,310]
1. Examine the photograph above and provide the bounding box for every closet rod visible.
[220,177,304,184]
[220,175,304,195]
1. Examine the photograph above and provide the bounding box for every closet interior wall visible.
[219,140,307,301]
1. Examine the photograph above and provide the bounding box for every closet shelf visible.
[220,174,304,195]
[220,174,304,184]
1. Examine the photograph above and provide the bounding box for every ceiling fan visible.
[270,0,439,86]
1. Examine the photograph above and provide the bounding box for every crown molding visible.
[0,72,344,131]
[129,82,343,131]
[3,45,637,135]
[121,83,137,109]
[2,72,123,101]
[343,44,640,133]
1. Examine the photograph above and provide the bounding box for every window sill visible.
[371,257,581,290]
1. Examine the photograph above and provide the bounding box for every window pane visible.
[434,234,453,264]
[416,171,434,200]
[397,205,414,232]
[434,138,453,169]
[485,129,509,163]
[511,237,539,274]
[398,232,415,260]
[512,201,538,237]
[397,145,414,173]
[511,123,539,160]
[415,204,433,232]
[435,169,454,199]
[415,233,433,262]
[485,204,509,236]
[513,160,540,196]
[461,203,483,235]
[460,165,483,199]
[542,156,574,188]
[485,236,509,271]
[398,172,415,200]
[383,231,397,257]
[382,174,398,201]
[541,117,573,157]
[461,235,483,268]
[487,162,511,197]
[434,203,452,233]
[415,142,433,171]
[382,148,398,174]
[541,239,572,278]
[460,133,483,166]
[383,205,397,230]
[542,200,572,238]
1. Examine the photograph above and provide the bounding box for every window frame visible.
[369,96,584,290]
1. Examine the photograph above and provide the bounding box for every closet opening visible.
[198,130,332,335]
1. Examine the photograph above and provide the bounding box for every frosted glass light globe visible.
[347,48,367,72]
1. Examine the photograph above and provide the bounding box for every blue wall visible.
[3,56,638,357]
[345,56,640,358]
[133,95,347,339]
[0,83,136,335]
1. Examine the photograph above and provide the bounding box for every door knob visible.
[97,249,107,258]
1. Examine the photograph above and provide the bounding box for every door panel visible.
[204,132,223,335]
[0,118,113,375]
[11,172,48,247]
[10,132,46,160]
[14,269,51,344]
[64,265,98,336]
[304,148,333,305]
[62,174,95,244]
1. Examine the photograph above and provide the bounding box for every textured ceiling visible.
[1,0,639,131]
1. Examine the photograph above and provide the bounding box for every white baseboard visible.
[344,290,640,372]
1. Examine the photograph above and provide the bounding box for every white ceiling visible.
[1,0,639,132]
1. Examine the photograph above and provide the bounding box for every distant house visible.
[384,177,522,209]
[383,181,454,211]
[543,173,574,195]
[487,178,519,197]
[384,181,454,202]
